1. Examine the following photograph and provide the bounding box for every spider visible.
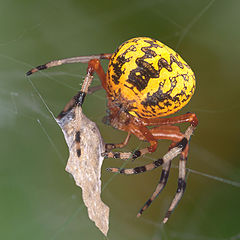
[26,37,198,224]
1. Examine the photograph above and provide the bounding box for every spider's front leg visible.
[26,54,112,111]
[55,58,110,119]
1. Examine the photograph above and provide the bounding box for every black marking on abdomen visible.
[127,41,161,92]
[143,39,162,49]
[170,54,184,69]
[158,58,172,72]
[110,55,129,85]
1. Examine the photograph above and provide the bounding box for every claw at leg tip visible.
[26,71,32,76]
[162,218,168,224]
[136,213,141,218]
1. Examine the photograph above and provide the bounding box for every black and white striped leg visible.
[162,153,187,224]
[106,137,188,174]
[26,53,112,76]
[137,161,171,217]
[102,146,151,161]
[57,72,93,119]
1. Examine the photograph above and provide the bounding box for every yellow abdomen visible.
[106,37,196,118]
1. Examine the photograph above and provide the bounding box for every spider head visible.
[104,97,133,130]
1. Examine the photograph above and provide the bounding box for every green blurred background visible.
[1,0,239,239]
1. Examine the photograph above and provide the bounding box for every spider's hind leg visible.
[162,144,189,224]
[107,125,194,176]
[136,141,178,217]
[137,161,171,217]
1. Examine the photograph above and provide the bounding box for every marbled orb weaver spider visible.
[27,37,198,223]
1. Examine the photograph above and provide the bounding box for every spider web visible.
[1,0,240,239]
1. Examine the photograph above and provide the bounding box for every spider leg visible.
[104,125,180,153]
[141,112,198,128]
[102,146,153,161]
[104,124,181,161]
[88,85,103,94]
[162,144,189,224]
[137,161,171,217]
[56,58,110,118]
[105,132,131,151]
[104,126,182,160]
[105,124,182,165]
[26,53,112,76]
[103,124,158,160]
[106,125,195,175]
[136,140,179,217]
[106,138,186,174]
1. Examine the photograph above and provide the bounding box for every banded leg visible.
[163,144,189,224]
[137,161,171,217]
[57,69,93,119]
[107,124,195,175]
[136,140,179,217]
[103,124,183,160]
[26,53,112,76]
[107,138,186,174]
[56,59,109,118]
[88,85,103,94]
[103,146,154,161]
